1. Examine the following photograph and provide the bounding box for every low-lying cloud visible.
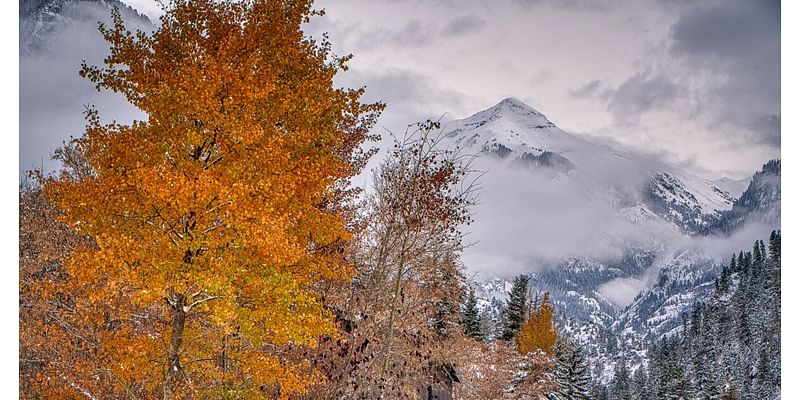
[20,2,151,177]
[460,155,685,279]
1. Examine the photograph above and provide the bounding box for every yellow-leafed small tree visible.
[516,292,558,356]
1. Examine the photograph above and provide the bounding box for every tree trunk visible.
[382,234,410,373]
[164,293,186,400]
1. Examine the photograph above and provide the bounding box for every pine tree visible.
[630,367,648,400]
[592,385,609,400]
[736,251,746,274]
[768,230,780,264]
[736,298,752,348]
[433,298,458,338]
[754,344,776,399]
[692,333,718,400]
[502,275,530,341]
[549,337,593,400]
[719,263,731,293]
[768,231,781,327]
[654,338,691,399]
[610,360,631,400]
[752,242,765,291]
[753,241,764,272]
[627,233,782,400]
[462,289,484,340]
[767,230,781,391]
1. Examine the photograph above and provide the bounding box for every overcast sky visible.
[120,0,780,180]
[21,0,778,180]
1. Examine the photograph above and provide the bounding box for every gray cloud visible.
[750,114,781,148]
[337,67,468,126]
[670,0,779,60]
[461,155,686,279]
[667,0,780,149]
[569,79,602,98]
[355,19,437,49]
[120,0,778,177]
[334,67,474,186]
[515,0,611,12]
[598,277,651,306]
[606,72,680,124]
[442,14,486,37]
[529,69,555,86]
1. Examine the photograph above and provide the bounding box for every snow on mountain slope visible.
[452,99,778,384]
[710,176,750,200]
[470,248,725,384]
[20,0,152,55]
[445,98,582,162]
[441,98,737,239]
[614,250,720,337]
[20,0,153,175]
[711,160,781,234]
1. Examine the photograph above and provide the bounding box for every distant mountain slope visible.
[442,98,740,240]
[710,159,781,234]
[20,0,153,175]
[451,99,780,386]
[20,0,152,55]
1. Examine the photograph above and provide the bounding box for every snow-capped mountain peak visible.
[441,98,746,238]
[467,97,557,129]
[443,98,595,171]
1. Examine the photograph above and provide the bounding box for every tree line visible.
[598,231,781,400]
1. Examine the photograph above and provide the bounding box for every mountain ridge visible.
[450,98,779,384]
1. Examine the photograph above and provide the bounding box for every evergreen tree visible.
[502,275,530,341]
[768,231,781,327]
[753,241,764,272]
[591,384,609,400]
[768,230,780,264]
[630,367,648,400]
[692,334,718,399]
[551,233,780,400]
[736,251,746,274]
[754,344,778,399]
[719,263,731,293]
[736,300,752,348]
[610,360,631,400]
[549,337,593,400]
[654,338,691,399]
[432,298,457,338]
[461,289,484,340]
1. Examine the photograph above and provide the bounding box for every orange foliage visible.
[30,0,382,398]
[516,292,558,357]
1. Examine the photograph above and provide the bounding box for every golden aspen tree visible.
[35,0,382,398]
[516,292,558,357]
